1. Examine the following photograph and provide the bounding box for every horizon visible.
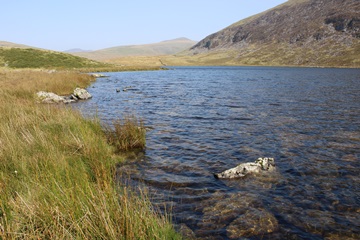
[1,0,286,51]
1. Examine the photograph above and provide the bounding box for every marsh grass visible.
[0,69,181,239]
[105,117,146,152]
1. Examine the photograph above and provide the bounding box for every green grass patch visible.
[0,47,165,72]
[0,48,110,69]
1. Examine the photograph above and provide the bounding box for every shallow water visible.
[74,67,360,239]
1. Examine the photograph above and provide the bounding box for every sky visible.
[1,0,287,51]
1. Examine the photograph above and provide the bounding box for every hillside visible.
[0,47,110,69]
[70,38,196,61]
[63,48,92,53]
[0,41,37,49]
[182,0,360,67]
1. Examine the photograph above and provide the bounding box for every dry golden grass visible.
[0,69,181,239]
[0,69,94,95]
[105,116,146,152]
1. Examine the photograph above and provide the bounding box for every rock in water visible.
[73,88,92,100]
[214,157,275,179]
[226,208,279,238]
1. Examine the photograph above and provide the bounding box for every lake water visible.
[74,67,360,239]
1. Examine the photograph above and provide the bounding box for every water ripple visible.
[74,67,360,239]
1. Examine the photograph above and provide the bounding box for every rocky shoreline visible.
[37,87,92,104]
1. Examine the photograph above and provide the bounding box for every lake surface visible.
[74,67,360,239]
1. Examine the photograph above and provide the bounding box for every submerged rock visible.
[196,192,278,238]
[214,157,276,179]
[226,208,278,239]
[177,224,196,240]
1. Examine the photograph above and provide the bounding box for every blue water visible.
[74,67,360,239]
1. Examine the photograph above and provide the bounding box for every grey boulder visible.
[73,88,92,100]
[214,157,276,179]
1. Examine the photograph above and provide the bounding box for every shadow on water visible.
[74,67,360,239]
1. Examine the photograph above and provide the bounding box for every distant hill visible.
[182,0,360,67]
[0,47,110,69]
[63,48,92,53]
[0,41,37,49]
[70,38,197,61]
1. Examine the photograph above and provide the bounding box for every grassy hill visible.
[0,41,37,49]
[180,0,360,68]
[71,38,196,61]
[0,47,114,69]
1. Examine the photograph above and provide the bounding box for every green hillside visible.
[0,47,110,69]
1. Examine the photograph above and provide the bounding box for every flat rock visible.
[37,91,65,104]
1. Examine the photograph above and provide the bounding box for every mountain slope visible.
[184,0,360,67]
[71,38,196,61]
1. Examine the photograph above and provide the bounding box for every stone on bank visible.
[73,87,92,100]
[37,88,92,104]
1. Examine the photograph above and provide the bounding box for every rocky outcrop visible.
[73,87,92,100]
[186,0,360,67]
[37,91,66,104]
[37,88,92,104]
[214,157,275,179]
[90,73,107,78]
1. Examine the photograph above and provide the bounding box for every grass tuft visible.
[105,116,146,152]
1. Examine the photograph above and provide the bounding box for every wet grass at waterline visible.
[105,117,146,152]
[0,70,181,239]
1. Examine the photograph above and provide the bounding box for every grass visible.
[0,48,108,69]
[0,69,181,239]
[105,117,146,153]
[0,47,164,72]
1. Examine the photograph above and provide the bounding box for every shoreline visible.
[0,69,181,239]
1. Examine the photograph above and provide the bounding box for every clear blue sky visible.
[1,0,287,51]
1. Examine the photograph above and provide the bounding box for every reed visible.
[0,69,181,239]
[105,117,146,152]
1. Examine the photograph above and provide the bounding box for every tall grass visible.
[0,69,181,239]
[105,117,146,152]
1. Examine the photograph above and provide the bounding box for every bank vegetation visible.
[0,69,180,239]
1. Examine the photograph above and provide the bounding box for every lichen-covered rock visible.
[73,88,92,100]
[214,157,275,179]
[37,91,65,104]
[226,208,278,239]
[37,88,91,104]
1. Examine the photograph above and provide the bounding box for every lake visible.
[74,66,360,239]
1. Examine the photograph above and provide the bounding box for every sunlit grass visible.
[0,69,181,239]
[105,116,146,152]
[105,41,360,68]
